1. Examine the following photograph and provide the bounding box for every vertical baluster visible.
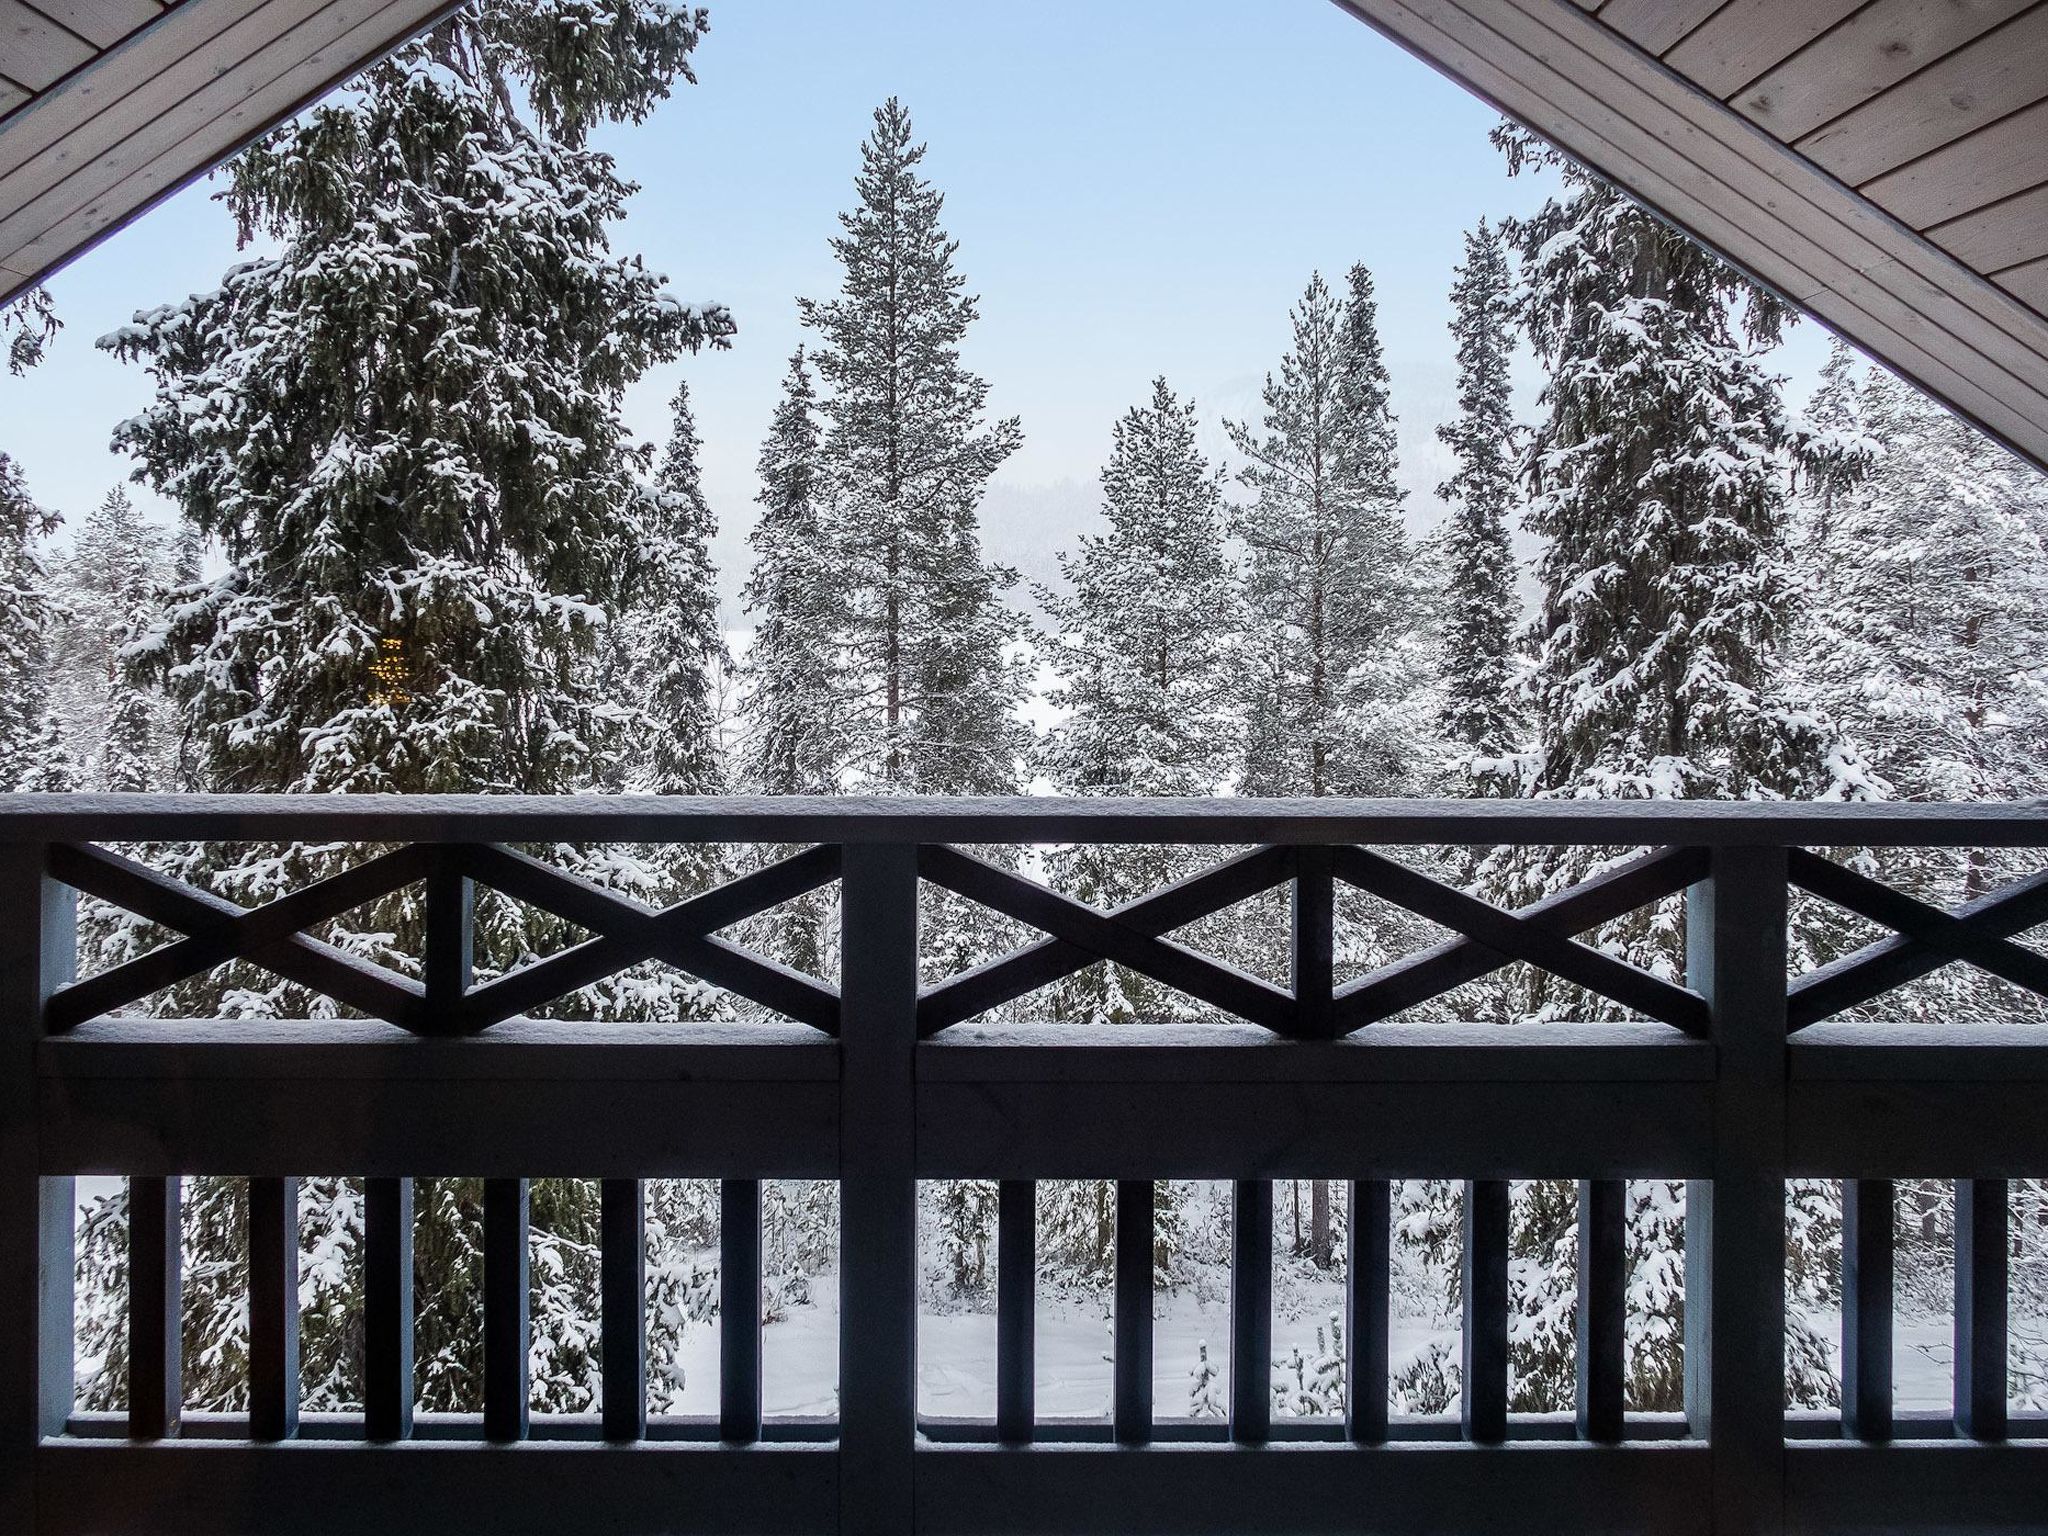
[721,1178,762,1443]
[1114,1179,1154,1446]
[1230,1180,1271,1444]
[1462,1178,1509,1444]
[128,1176,182,1440]
[1954,1179,2007,1441]
[483,1177,530,1442]
[1346,1179,1390,1444]
[1577,1179,1626,1443]
[601,1178,645,1443]
[363,1177,414,1441]
[423,849,473,1034]
[996,1179,1035,1444]
[839,843,917,1536]
[1684,845,1788,1535]
[1842,1178,1894,1442]
[1292,846,1334,1038]
[2,849,75,1533]
[248,1176,300,1441]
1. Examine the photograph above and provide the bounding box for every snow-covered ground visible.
[654,1268,2010,1421]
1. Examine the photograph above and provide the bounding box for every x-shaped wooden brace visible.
[1332,845,1708,1033]
[455,843,841,1031]
[919,842,1709,1036]
[916,844,1297,1033]
[1787,848,2048,1029]
[45,841,842,1033]
[46,841,435,1029]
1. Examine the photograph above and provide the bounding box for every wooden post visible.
[1346,1180,1390,1445]
[1462,1178,1509,1445]
[602,1178,646,1443]
[0,846,73,1531]
[247,1176,300,1442]
[128,1176,182,1440]
[1686,845,1788,1536]
[363,1177,413,1441]
[720,1178,762,1444]
[995,1179,1035,1444]
[1230,1180,1271,1445]
[1842,1178,1894,1442]
[1292,846,1334,1038]
[423,849,473,1034]
[1577,1179,1625,1443]
[839,842,918,1536]
[1115,1179,1155,1446]
[1954,1179,2008,1441]
[483,1177,530,1443]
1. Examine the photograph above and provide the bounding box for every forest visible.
[1,0,2044,1427]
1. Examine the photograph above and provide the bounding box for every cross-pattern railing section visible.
[1,794,2045,1536]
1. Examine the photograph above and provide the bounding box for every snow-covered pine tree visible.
[737,350,840,976]
[1036,376,1240,1023]
[1483,128,1853,1411]
[799,97,1027,802]
[1793,356,2048,1024]
[1228,269,1437,1269]
[1435,220,1523,775]
[46,487,169,788]
[625,381,730,799]
[1228,267,1431,801]
[0,453,62,790]
[81,0,734,1416]
[797,100,1027,1309]
[3,285,60,375]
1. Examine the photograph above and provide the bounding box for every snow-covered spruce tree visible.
[1035,376,1240,1024]
[1228,268,1437,1271]
[799,97,1028,806]
[1481,128,1851,1412]
[1435,220,1524,777]
[736,349,841,976]
[1793,358,2048,1025]
[0,453,63,789]
[4,285,60,374]
[46,487,169,788]
[82,0,734,1417]
[1229,267,1432,801]
[798,95,1028,1290]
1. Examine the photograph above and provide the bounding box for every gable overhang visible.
[1329,0,2048,471]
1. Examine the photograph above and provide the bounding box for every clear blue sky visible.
[0,0,1832,614]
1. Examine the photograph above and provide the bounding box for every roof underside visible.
[3,0,2047,467]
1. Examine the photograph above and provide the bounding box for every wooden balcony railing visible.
[2,794,2046,1535]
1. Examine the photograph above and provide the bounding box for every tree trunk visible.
[1309,1178,1332,1269]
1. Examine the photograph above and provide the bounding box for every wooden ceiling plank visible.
[1794,5,2048,183]
[1996,254,2048,315]
[1741,0,2037,146]
[21,0,161,51]
[0,0,96,90]
[0,0,275,184]
[0,77,31,119]
[1927,183,2048,272]
[1864,98,2048,229]
[1332,0,2048,470]
[1661,0,1863,101]
[1592,0,1725,56]
[0,0,339,220]
[1,0,457,292]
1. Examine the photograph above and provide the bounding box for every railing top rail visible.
[0,793,2044,845]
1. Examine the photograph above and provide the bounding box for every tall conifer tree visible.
[1435,220,1523,771]
[81,0,734,1416]
[800,97,1027,798]
[0,453,60,789]
[1037,377,1239,1024]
